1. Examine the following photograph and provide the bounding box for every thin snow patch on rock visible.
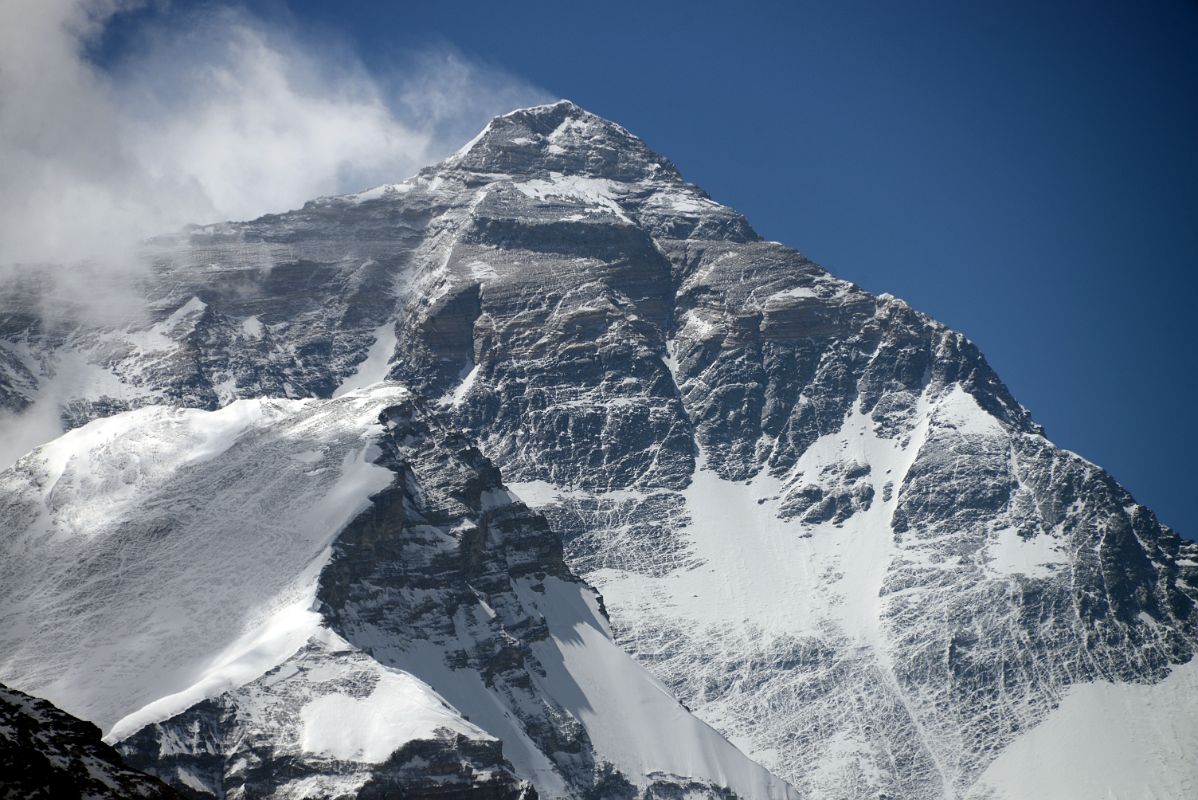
[643,189,720,215]
[467,259,498,281]
[506,480,564,507]
[766,286,819,302]
[933,385,1004,436]
[333,322,398,397]
[436,363,480,409]
[984,527,1069,579]
[164,296,207,326]
[345,182,415,203]
[300,668,488,762]
[675,309,720,341]
[240,315,264,338]
[512,173,630,220]
[452,364,480,407]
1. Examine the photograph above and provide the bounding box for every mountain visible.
[1,681,181,800]
[1,99,1196,799]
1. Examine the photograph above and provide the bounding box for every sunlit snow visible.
[0,386,403,732]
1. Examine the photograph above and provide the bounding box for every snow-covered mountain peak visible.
[442,97,683,183]
[2,102,1196,799]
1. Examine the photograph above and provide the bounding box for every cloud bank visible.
[0,0,548,268]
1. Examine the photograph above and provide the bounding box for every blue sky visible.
[105,0,1197,536]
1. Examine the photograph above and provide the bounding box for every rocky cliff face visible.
[1,100,1195,799]
[0,682,181,800]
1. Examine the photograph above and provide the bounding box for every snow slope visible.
[524,576,790,797]
[0,386,401,731]
[974,659,1198,799]
[0,381,795,799]
[511,390,936,775]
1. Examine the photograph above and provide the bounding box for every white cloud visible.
[0,0,548,268]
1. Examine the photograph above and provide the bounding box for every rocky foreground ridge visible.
[0,682,181,800]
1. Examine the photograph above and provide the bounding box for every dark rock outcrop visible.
[0,682,181,800]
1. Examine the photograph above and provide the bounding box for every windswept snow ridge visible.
[0,387,399,731]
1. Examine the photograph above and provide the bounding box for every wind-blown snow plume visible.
[0,0,547,269]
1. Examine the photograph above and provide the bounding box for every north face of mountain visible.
[0,682,181,800]
[0,100,1195,799]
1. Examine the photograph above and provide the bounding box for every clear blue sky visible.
[115,1,1198,536]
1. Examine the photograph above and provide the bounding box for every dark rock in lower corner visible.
[0,682,181,800]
